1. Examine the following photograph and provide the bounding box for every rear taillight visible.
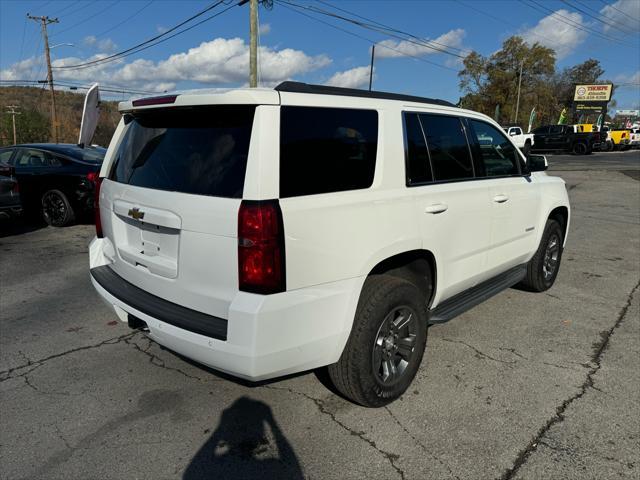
[94,177,103,238]
[86,171,98,183]
[238,200,285,294]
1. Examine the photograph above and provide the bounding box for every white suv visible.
[89,82,570,407]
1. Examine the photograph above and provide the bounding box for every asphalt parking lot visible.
[1,150,639,480]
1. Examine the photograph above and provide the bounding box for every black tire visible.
[523,141,532,157]
[41,189,75,227]
[572,142,588,155]
[328,275,428,407]
[520,219,564,292]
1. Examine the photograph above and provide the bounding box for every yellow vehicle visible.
[606,128,631,151]
[575,123,595,133]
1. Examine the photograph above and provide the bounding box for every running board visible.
[429,264,527,324]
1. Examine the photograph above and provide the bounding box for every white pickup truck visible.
[503,126,535,154]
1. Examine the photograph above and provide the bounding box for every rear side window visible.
[419,114,474,181]
[15,149,53,167]
[280,106,378,197]
[404,112,433,184]
[468,120,520,177]
[110,106,255,198]
[0,149,13,164]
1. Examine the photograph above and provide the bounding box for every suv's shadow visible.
[183,396,304,480]
[0,216,47,238]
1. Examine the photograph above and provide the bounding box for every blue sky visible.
[0,0,638,111]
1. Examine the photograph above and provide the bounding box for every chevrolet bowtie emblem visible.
[128,207,145,220]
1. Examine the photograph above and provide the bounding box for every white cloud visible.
[157,25,169,34]
[83,35,117,53]
[0,37,331,93]
[375,29,466,59]
[325,66,372,89]
[259,23,271,35]
[520,9,587,59]
[83,35,97,47]
[97,38,117,53]
[599,0,640,32]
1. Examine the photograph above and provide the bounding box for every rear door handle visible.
[424,203,448,214]
[493,194,509,203]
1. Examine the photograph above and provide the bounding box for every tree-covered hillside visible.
[0,86,121,147]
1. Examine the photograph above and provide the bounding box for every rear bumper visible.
[90,239,363,381]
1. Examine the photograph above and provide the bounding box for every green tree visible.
[459,36,557,127]
[553,58,605,109]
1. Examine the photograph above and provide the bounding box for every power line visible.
[317,0,470,55]
[574,0,639,29]
[599,0,640,22]
[279,0,466,59]
[0,79,158,96]
[52,0,94,20]
[62,0,240,72]
[93,0,155,38]
[521,0,638,48]
[51,1,122,38]
[454,0,619,60]
[276,0,459,72]
[53,0,230,70]
[561,0,638,35]
[48,0,83,18]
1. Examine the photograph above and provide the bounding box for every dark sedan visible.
[0,144,105,226]
[0,162,22,219]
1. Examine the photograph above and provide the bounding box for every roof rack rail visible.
[274,81,456,108]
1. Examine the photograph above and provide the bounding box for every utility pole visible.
[249,0,258,88]
[368,45,375,91]
[6,105,21,145]
[513,59,524,124]
[27,14,59,143]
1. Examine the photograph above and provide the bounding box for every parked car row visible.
[502,123,639,156]
[0,143,105,226]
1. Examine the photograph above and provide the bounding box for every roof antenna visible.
[368,44,375,92]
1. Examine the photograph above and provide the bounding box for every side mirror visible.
[509,130,517,136]
[528,154,548,172]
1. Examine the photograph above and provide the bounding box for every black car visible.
[0,143,105,226]
[530,124,598,155]
[0,162,22,219]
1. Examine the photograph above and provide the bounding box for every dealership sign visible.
[573,84,612,102]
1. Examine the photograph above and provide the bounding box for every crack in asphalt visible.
[498,279,640,480]
[498,347,529,360]
[440,338,517,365]
[384,406,461,480]
[123,336,205,382]
[0,332,137,382]
[264,385,406,480]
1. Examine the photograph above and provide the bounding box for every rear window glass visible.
[419,114,474,181]
[280,106,378,197]
[110,106,255,198]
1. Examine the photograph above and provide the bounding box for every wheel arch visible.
[367,249,437,308]
[548,205,569,243]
